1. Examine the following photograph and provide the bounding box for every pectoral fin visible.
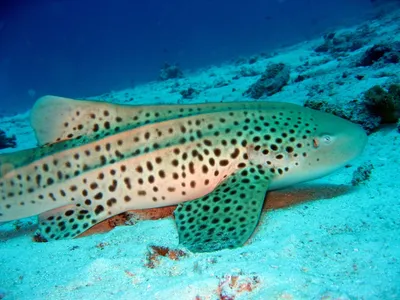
[174,166,270,252]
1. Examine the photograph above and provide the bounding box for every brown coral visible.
[145,245,188,269]
[215,274,261,299]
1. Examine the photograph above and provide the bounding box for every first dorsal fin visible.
[30,95,207,146]
[30,95,135,146]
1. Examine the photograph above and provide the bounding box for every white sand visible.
[1,8,399,300]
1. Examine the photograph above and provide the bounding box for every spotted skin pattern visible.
[0,96,367,252]
[175,165,270,252]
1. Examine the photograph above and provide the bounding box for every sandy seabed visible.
[1,8,400,300]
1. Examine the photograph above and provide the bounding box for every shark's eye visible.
[322,135,332,144]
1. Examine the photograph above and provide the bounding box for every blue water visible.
[0,0,379,112]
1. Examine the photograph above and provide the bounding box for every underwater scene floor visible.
[0,8,400,300]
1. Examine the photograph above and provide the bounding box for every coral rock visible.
[304,99,381,133]
[244,63,290,99]
[159,62,184,81]
[363,84,400,123]
[351,161,374,186]
[357,44,399,66]
[0,130,16,150]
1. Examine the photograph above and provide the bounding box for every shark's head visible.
[302,109,367,173]
[258,106,368,189]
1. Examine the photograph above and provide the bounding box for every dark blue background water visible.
[0,0,377,112]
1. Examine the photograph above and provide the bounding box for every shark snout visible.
[298,112,369,183]
[343,123,368,161]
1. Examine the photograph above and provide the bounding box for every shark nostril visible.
[313,138,319,148]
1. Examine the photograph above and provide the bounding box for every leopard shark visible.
[0,96,367,252]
